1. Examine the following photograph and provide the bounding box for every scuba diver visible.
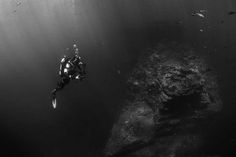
[51,44,86,109]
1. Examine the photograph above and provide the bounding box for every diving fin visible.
[51,89,57,109]
[52,97,57,109]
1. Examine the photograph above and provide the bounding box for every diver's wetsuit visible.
[51,51,86,108]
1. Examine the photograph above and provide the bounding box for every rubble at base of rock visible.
[104,42,223,157]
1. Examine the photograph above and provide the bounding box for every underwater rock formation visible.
[105,43,222,157]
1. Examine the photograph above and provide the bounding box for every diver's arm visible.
[70,61,86,81]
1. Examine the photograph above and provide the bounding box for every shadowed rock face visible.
[104,43,222,157]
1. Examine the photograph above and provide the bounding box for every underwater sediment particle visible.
[104,42,222,157]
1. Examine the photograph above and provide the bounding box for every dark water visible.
[0,0,236,156]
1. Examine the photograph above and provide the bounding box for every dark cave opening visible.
[161,92,205,118]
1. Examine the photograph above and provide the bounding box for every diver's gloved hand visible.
[51,89,57,109]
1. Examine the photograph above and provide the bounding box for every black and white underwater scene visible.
[1,0,236,157]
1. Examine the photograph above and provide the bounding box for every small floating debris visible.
[176,20,183,25]
[199,10,207,13]
[117,70,121,74]
[200,29,204,32]
[191,10,207,18]
[192,12,205,18]
[228,11,236,15]
[133,81,139,86]
[16,2,21,6]
[220,20,225,24]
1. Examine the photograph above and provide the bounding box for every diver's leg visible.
[51,77,70,108]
